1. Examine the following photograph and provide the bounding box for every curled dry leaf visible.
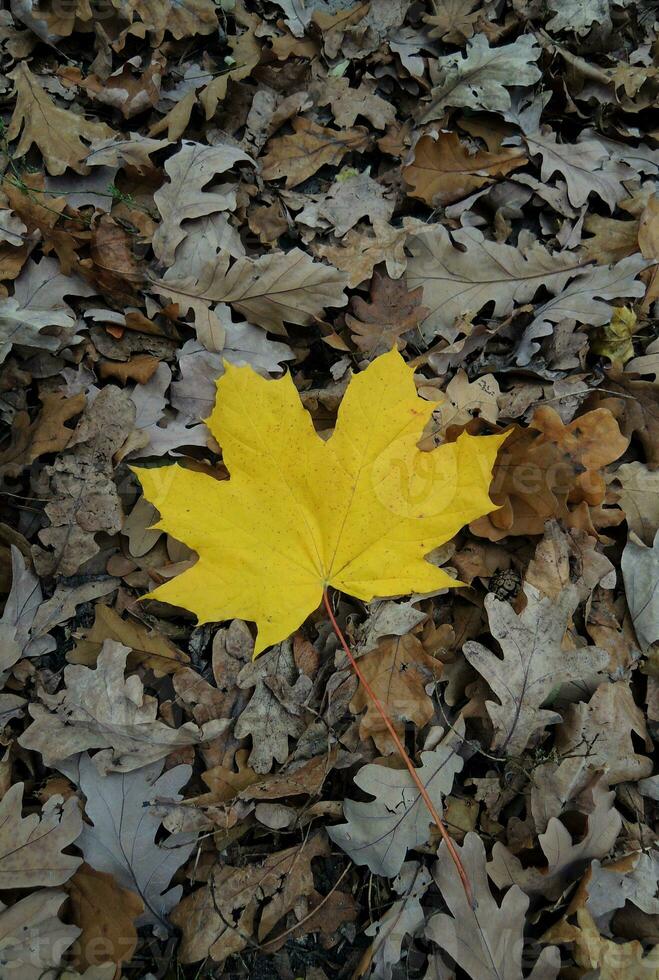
[349,633,442,755]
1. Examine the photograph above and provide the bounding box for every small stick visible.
[322,588,475,909]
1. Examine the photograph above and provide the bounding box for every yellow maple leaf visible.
[133,350,506,655]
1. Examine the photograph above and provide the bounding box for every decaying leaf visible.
[345,270,428,356]
[542,908,659,977]
[32,386,135,577]
[171,833,329,963]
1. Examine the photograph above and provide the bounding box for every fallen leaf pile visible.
[0,0,657,977]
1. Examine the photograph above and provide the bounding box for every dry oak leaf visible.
[345,270,429,356]
[328,721,464,877]
[523,129,635,211]
[404,223,583,343]
[464,584,609,757]
[622,530,659,651]
[60,753,196,929]
[488,778,622,901]
[423,0,481,42]
[0,891,81,980]
[32,385,135,578]
[0,782,82,888]
[66,864,143,975]
[419,33,541,123]
[427,833,560,980]
[429,370,500,437]
[542,908,659,979]
[69,603,190,676]
[18,640,228,773]
[350,634,442,755]
[555,680,652,786]
[7,63,115,175]
[0,391,85,479]
[467,405,628,540]
[171,833,328,964]
[403,132,527,207]
[259,117,371,188]
[154,247,348,335]
[134,349,506,655]
[361,863,431,980]
[315,217,426,287]
[152,140,253,266]
[609,461,659,545]
[309,74,396,129]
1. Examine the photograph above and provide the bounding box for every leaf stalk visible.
[322,588,475,909]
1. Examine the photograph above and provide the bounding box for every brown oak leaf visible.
[345,271,428,357]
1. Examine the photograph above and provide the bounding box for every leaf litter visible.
[0,0,657,977]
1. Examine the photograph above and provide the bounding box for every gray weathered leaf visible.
[405,224,582,342]
[0,890,81,980]
[0,782,82,888]
[586,852,659,921]
[235,640,310,774]
[171,326,294,420]
[153,140,253,265]
[516,254,648,365]
[59,753,196,928]
[0,546,55,677]
[366,863,432,980]
[328,721,464,877]
[19,640,229,773]
[546,0,610,35]
[464,585,608,756]
[427,833,560,979]
[488,779,622,900]
[419,33,541,122]
[622,530,659,651]
[524,129,636,210]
